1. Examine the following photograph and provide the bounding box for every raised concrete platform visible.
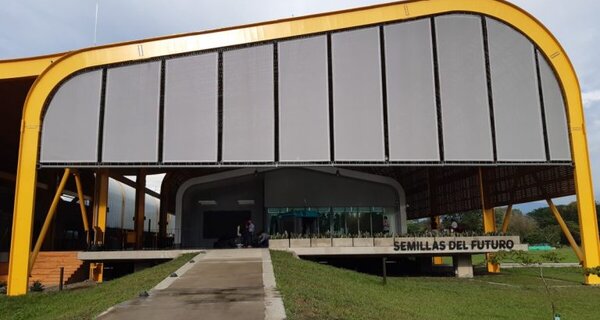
[270,236,527,257]
[275,244,529,257]
[271,236,528,279]
[78,249,202,261]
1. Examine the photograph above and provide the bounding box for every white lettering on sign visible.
[393,238,516,252]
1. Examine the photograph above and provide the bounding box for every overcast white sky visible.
[1,0,598,211]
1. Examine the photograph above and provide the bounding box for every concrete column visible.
[453,255,473,278]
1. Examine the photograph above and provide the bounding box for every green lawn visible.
[0,253,196,320]
[441,246,580,265]
[271,250,600,320]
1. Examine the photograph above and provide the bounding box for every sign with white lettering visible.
[393,236,523,253]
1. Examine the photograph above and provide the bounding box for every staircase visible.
[29,252,87,287]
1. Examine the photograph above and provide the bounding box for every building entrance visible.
[176,167,406,248]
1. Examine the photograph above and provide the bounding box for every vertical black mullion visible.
[273,43,279,162]
[430,18,444,162]
[217,51,224,163]
[535,49,551,161]
[158,59,166,163]
[97,68,108,163]
[327,33,335,162]
[481,17,497,162]
[379,26,390,162]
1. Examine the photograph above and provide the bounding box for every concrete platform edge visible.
[262,250,286,320]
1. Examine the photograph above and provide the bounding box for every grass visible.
[0,253,196,320]
[441,247,580,265]
[271,250,600,320]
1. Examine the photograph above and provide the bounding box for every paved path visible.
[98,249,285,320]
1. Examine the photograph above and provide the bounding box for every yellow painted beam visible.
[90,169,108,283]
[479,168,499,273]
[501,205,513,233]
[29,169,71,274]
[74,172,90,245]
[0,53,64,80]
[547,199,584,263]
[431,216,443,265]
[92,169,108,246]
[8,0,600,294]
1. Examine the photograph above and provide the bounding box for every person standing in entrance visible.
[383,216,390,234]
[247,220,255,247]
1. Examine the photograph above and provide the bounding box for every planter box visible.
[290,239,311,248]
[269,239,289,249]
[332,238,353,247]
[352,238,374,247]
[312,238,333,247]
[374,238,394,247]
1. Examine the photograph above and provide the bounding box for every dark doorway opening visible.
[203,210,251,239]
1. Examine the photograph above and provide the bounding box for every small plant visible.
[0,281,6,295]
[312,232,330,239]
[354,231,371,238]
[333,232,349,238]
[584,266,600,276]
[290,233,309,239]
[270,232,287,240]
[30,280,45,292]
[488,250,561,317]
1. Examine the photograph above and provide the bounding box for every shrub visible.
[30,280,45,292]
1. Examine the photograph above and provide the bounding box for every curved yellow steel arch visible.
[8,0,600,295]
[0,53,64,79]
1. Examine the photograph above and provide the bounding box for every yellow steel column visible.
[29,169,71,272]
[7,121,43,296]
[134,170,146,249]
[566,94,600,284]
[547,199,584,263]
[501,205,513,233]
[90,169,108,282]
[479,168,499,273]
[431,216,443,265]
[74,171,90,246]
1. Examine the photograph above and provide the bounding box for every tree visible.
[505,210,537,240]
[406,219,428,234]
[527,201,583,245]
[441,210,483,232]
[525,225,561,246]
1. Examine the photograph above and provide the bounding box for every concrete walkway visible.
[98,249,285,320]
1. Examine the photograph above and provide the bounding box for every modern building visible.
[1,0,599,296]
